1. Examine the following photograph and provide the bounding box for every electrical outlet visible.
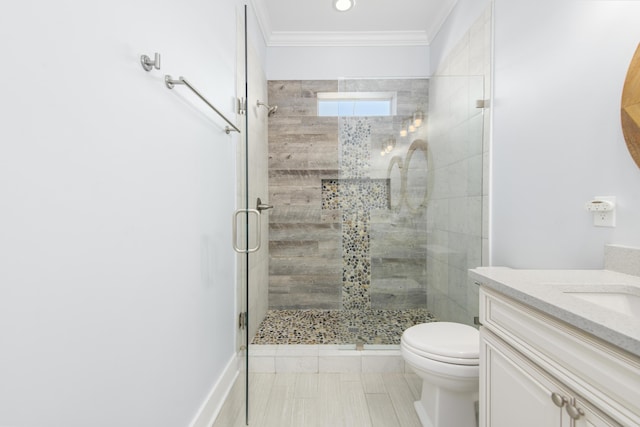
[588,196,616,227]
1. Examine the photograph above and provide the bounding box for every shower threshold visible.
[252,308,436,346]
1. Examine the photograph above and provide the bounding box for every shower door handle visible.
[256,197,273,212]
[232,209,261,253]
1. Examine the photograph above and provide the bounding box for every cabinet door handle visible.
[550,392,567,408]
[565,404,585,420]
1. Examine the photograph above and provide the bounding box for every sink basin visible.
[563,286,640,317]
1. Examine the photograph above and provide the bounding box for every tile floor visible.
[213,308,434,425]
[213,371,423,427]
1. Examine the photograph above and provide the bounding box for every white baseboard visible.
[189,352,241,427]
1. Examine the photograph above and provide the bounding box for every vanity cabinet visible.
[478,287,640,427]
[482,329,619,427]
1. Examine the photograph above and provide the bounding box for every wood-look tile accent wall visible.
[268,80,342,309]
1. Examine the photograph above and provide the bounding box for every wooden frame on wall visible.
[622,43,640,169]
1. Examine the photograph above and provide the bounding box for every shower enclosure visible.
[226,5,490,424]
[253,76,484,346]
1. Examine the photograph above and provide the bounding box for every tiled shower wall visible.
[426,5,492,326]
[267,79,429,311]
[268,80,341,309]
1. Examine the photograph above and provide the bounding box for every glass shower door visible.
[336,78,432,346]
[234,5,251,425]
[214,8,254,426]
[424,75,485,326]
[334,75,485,346]
[235,4,271,424]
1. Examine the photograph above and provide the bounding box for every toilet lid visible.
[402,322,479,365]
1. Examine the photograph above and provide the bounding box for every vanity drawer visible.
[479,287,640,426]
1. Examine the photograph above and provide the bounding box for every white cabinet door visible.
[573,396,622,427]
[481,328,571,427]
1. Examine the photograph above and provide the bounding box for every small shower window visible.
[317,92,397,117]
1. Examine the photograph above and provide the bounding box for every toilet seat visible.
[401,322,479,366]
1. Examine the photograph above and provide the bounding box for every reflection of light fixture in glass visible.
[385,137,396,153]
[381,137,396,155]
[399,120,408,137]
[413,109,424,127]
[334,0,355,12]
[408,123,416,133]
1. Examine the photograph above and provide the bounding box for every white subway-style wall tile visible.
[276,345,319,357]
[275,356,319,373]
[361,354,404,373]
[250,356,276,373]
[250,344,278,356]
[319,355,362,373]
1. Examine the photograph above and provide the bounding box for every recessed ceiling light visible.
[334,0,355,12]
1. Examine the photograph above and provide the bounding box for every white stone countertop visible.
[469,267,640,358]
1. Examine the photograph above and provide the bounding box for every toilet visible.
[401,322,480,427]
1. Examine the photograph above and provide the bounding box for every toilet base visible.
[414,381,478,427]
[414,400,433,427]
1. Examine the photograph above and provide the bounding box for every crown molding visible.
[266,30,430,47]
[250,0,435,47]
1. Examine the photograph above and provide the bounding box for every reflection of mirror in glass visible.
[404,140,431,213]
[387,156,404,211]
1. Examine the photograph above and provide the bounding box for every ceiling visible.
[251,0,458,47]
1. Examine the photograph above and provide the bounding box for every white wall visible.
[429,0,492,75]
[492,0,640,268]
[0,1,250,426]
[267,45,430,80]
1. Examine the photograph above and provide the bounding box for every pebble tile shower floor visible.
[252,309,436,345]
